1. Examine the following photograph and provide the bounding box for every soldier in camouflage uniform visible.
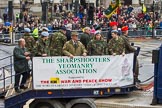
[108,30,125,55]
[87,31,108,55]
[121,26,136,54]
[121,26,140,83]
[49,27,67,56]
[22,28,35,54]
[34,32,49,57]
[63,32,87,58]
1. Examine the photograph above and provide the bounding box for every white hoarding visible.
[33,54,134,90]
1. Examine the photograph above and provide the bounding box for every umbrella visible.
[4,22,11,26]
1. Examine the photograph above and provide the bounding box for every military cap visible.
[71,32,79,36]
[41,31,49,37]
[111,30,118,33]
[24,28,31,33]
[121,26,129,31]
[42,27,49,31]
[109,21,118,27]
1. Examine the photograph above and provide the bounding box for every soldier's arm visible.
[87,41,92,55]
[108,41,113,55]
[104,41,109,55]
[48,35,53,48]
[122,36,135,53]
[122,39,126,54]
[63,35,67,44]
[32,37,36,46]
[34,42,42,56]
[62,43,72,56]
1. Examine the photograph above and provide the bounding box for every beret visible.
[109,21,118,27]
[111,30,118,33]
[121,26,129,31]
[41,31,49,37]
[24,28,31,33]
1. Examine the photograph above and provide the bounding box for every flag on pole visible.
[104,0,121,18]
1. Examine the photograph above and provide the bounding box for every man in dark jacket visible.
[13,38,30,93]
[66,24,72,41]
[80,27,91,49]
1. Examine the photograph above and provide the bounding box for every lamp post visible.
[20,0,22,14]
[41,0,48,24]
[49,0,54,21]
[152,0,155,38]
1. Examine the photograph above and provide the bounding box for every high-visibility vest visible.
[16,13,19,18]
[32,28,39,38]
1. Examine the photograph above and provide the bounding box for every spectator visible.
[66,23,72,41]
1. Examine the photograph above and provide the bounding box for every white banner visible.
[33,54,134,90]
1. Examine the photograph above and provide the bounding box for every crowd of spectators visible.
[0,3,162,35]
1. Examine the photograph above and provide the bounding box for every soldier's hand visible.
[26,56,30,60]
[42,54,47,57]
[113,53,116,56]
[24,52,30,56]
[82,53,87,57]
[69,54,74,58]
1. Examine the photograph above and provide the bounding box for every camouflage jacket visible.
[34,38,49,56]
[120,35,136,54]
[22,33,35,54]
[108,37,125,55]
[49,31,67,56]
[63,40,87,56]
[87,39,108,55]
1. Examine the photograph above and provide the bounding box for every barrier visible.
[1,29,162,43]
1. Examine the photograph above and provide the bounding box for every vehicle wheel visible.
[66,98,96,108]
[35,102,53,108]
[29,99,65,108]
[72,103,91,108]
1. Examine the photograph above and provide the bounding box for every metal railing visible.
[0,56,32,97]
[1,29,162,43]
[0,55,13,96]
